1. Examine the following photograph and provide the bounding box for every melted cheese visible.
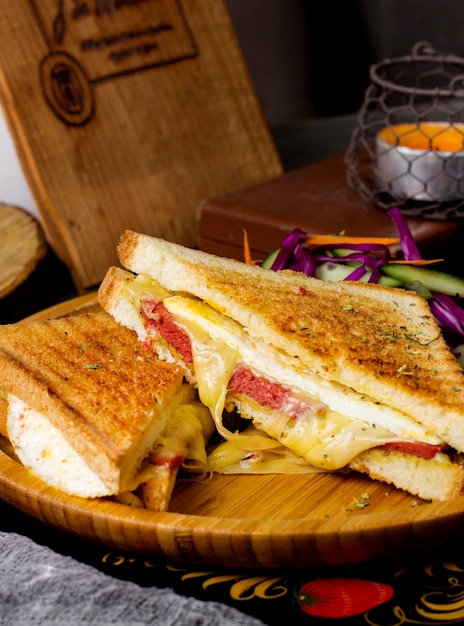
[163,295,443,470]
[138,401,214,481]
[125,275,443,472]
[208,438,328,474]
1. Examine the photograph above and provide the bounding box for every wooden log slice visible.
[0,203,47,299]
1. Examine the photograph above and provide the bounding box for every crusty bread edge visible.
[350,448,464,501]
[98,267,147,341]
[98,267,192,379]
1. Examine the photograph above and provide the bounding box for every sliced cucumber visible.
[327,248,361,268]
[315,262,357,282]
[380,264,464,297]
[260,247,280,269]
[378,275,404,287]
[315,262,402,286]
[401,281,433,300]
[453,343,464,368]
[330,247,359,258]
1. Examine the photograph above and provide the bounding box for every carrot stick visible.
[243,230,262,265]
[304,234,400,246]
[389,259,443,265]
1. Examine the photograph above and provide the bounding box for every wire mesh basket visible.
[345,41,464,219]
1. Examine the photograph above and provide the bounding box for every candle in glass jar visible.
[376,122,464,202]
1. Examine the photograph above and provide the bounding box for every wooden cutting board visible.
[1,293,464,569]
[0,0,281,291]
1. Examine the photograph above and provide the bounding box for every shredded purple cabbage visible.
[271,228,308,271]
[387,206,422,261]
[290,243,317,276]
[429,292,464,337]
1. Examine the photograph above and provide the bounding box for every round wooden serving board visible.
[1,293,464,569]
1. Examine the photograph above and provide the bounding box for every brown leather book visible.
[198,154,464,264]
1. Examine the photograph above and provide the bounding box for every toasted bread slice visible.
[101,231,464,452]
[0,310,189,497]
[98,232,464,500]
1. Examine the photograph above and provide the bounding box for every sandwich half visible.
[98,231,464,501]
[0,309,212,506]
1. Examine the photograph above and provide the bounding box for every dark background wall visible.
[225,0,464,126]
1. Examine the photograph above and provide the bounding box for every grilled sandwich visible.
[98,231,464,501]
[0,310,213,508]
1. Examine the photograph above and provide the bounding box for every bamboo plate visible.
[1,293,464,569]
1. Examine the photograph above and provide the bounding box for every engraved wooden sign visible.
[0,1,281,290]
[36,0,200,126]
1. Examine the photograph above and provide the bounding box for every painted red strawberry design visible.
[295,577,394,618]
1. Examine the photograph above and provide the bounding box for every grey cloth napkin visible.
[0,531,266,626]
